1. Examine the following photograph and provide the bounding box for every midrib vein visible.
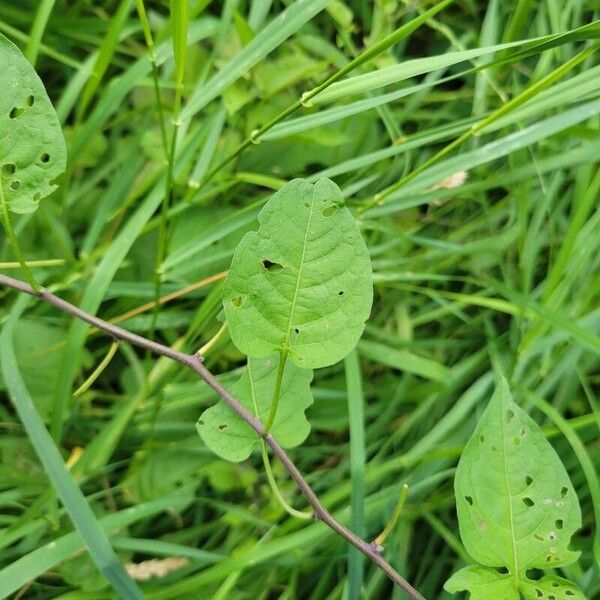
[500,398,519,589]
[248,361,260,418]
[285,193,315,345]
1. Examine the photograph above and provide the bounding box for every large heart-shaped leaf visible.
[445,379,584,599]
[197,355,313,462]
[223,177,373,369]
[0,33,67,213]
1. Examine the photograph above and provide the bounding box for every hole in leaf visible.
[505,409,515,423]
[9,180,21,191]
[231,296,243,308]
[548,532,557,541]
[261,259,284,273]
[41,153,50,163]
[548,595,555,599]
[513,436,521,445]
[552,583,559,588]
[465,495,473,505]
[338,290,344,296]
[555,519,563,529]
[522,497,534,507]
[304,202,310,208]
[1,163,16,178]
[545,555,553,563]
[520,427,527,436]
[478,434,485,443]
[322,205,338,218]
[9,106,24,119]
[534,534,544,541]
[565,592,575,596]
[26,95,34,106]
[198,420,204,425]
[560,486,568,498]
[525,475,533,485]
[218,424,227,431]
[294,327,300,334]
[494,567,509,574]
[534,590,542,598]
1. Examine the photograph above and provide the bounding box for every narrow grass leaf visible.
[358,339,451,383]
[0,496,187,597]
[181,0,331,121]
[0,297,144,600]
[344,349,365,600]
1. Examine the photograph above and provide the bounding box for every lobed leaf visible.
[197,355,313,462]
[520,575,586,599]
[0,33,66,213]
[223,178,373,369]
[445,565,517,600]
[445,379,583,598]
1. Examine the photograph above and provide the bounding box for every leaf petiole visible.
[263,349,288,435]
[259,440,312,520]
[0,181,40,293]
[373,483,409,548]
[73,340,119,397]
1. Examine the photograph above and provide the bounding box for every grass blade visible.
[358,340,451,383]
[180,0,331,121]
[344,349,366,600]
[0,296,144,600]
[0,497,187,597]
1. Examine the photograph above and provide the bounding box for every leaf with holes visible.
[445,565,516,600]
[0,33,67,213]
[196,354,313,462]
[521,575,586,599]
[444,379,584,599]
[223,177,373,369]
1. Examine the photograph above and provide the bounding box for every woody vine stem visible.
[0,272,426,600]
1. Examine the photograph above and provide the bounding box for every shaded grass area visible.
[0,1,599,598]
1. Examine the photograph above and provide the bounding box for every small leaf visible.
[520,575,586,600]
[197,355,313,462]
[446,379,583,598]
[0,34,67,213]
[224,178,373,368]
[445,565,517,600]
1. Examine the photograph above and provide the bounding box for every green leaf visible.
[0,319,90,419]
[445,379,583,598]
[358,339,451,383]
[223,178,373,368]
[0,33,66,213]
[180,0,331,121]
[520,575,586,600]
[312,23,600,105]
[0,298,143,599]
[445,565,517,600]
[197,355,313,462]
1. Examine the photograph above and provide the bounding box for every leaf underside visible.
[0,33,67,213]
[197,354,313,462]
[223,177,373,369]
[445,380,584,599]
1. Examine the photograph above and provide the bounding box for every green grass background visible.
[0,0,599,598]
